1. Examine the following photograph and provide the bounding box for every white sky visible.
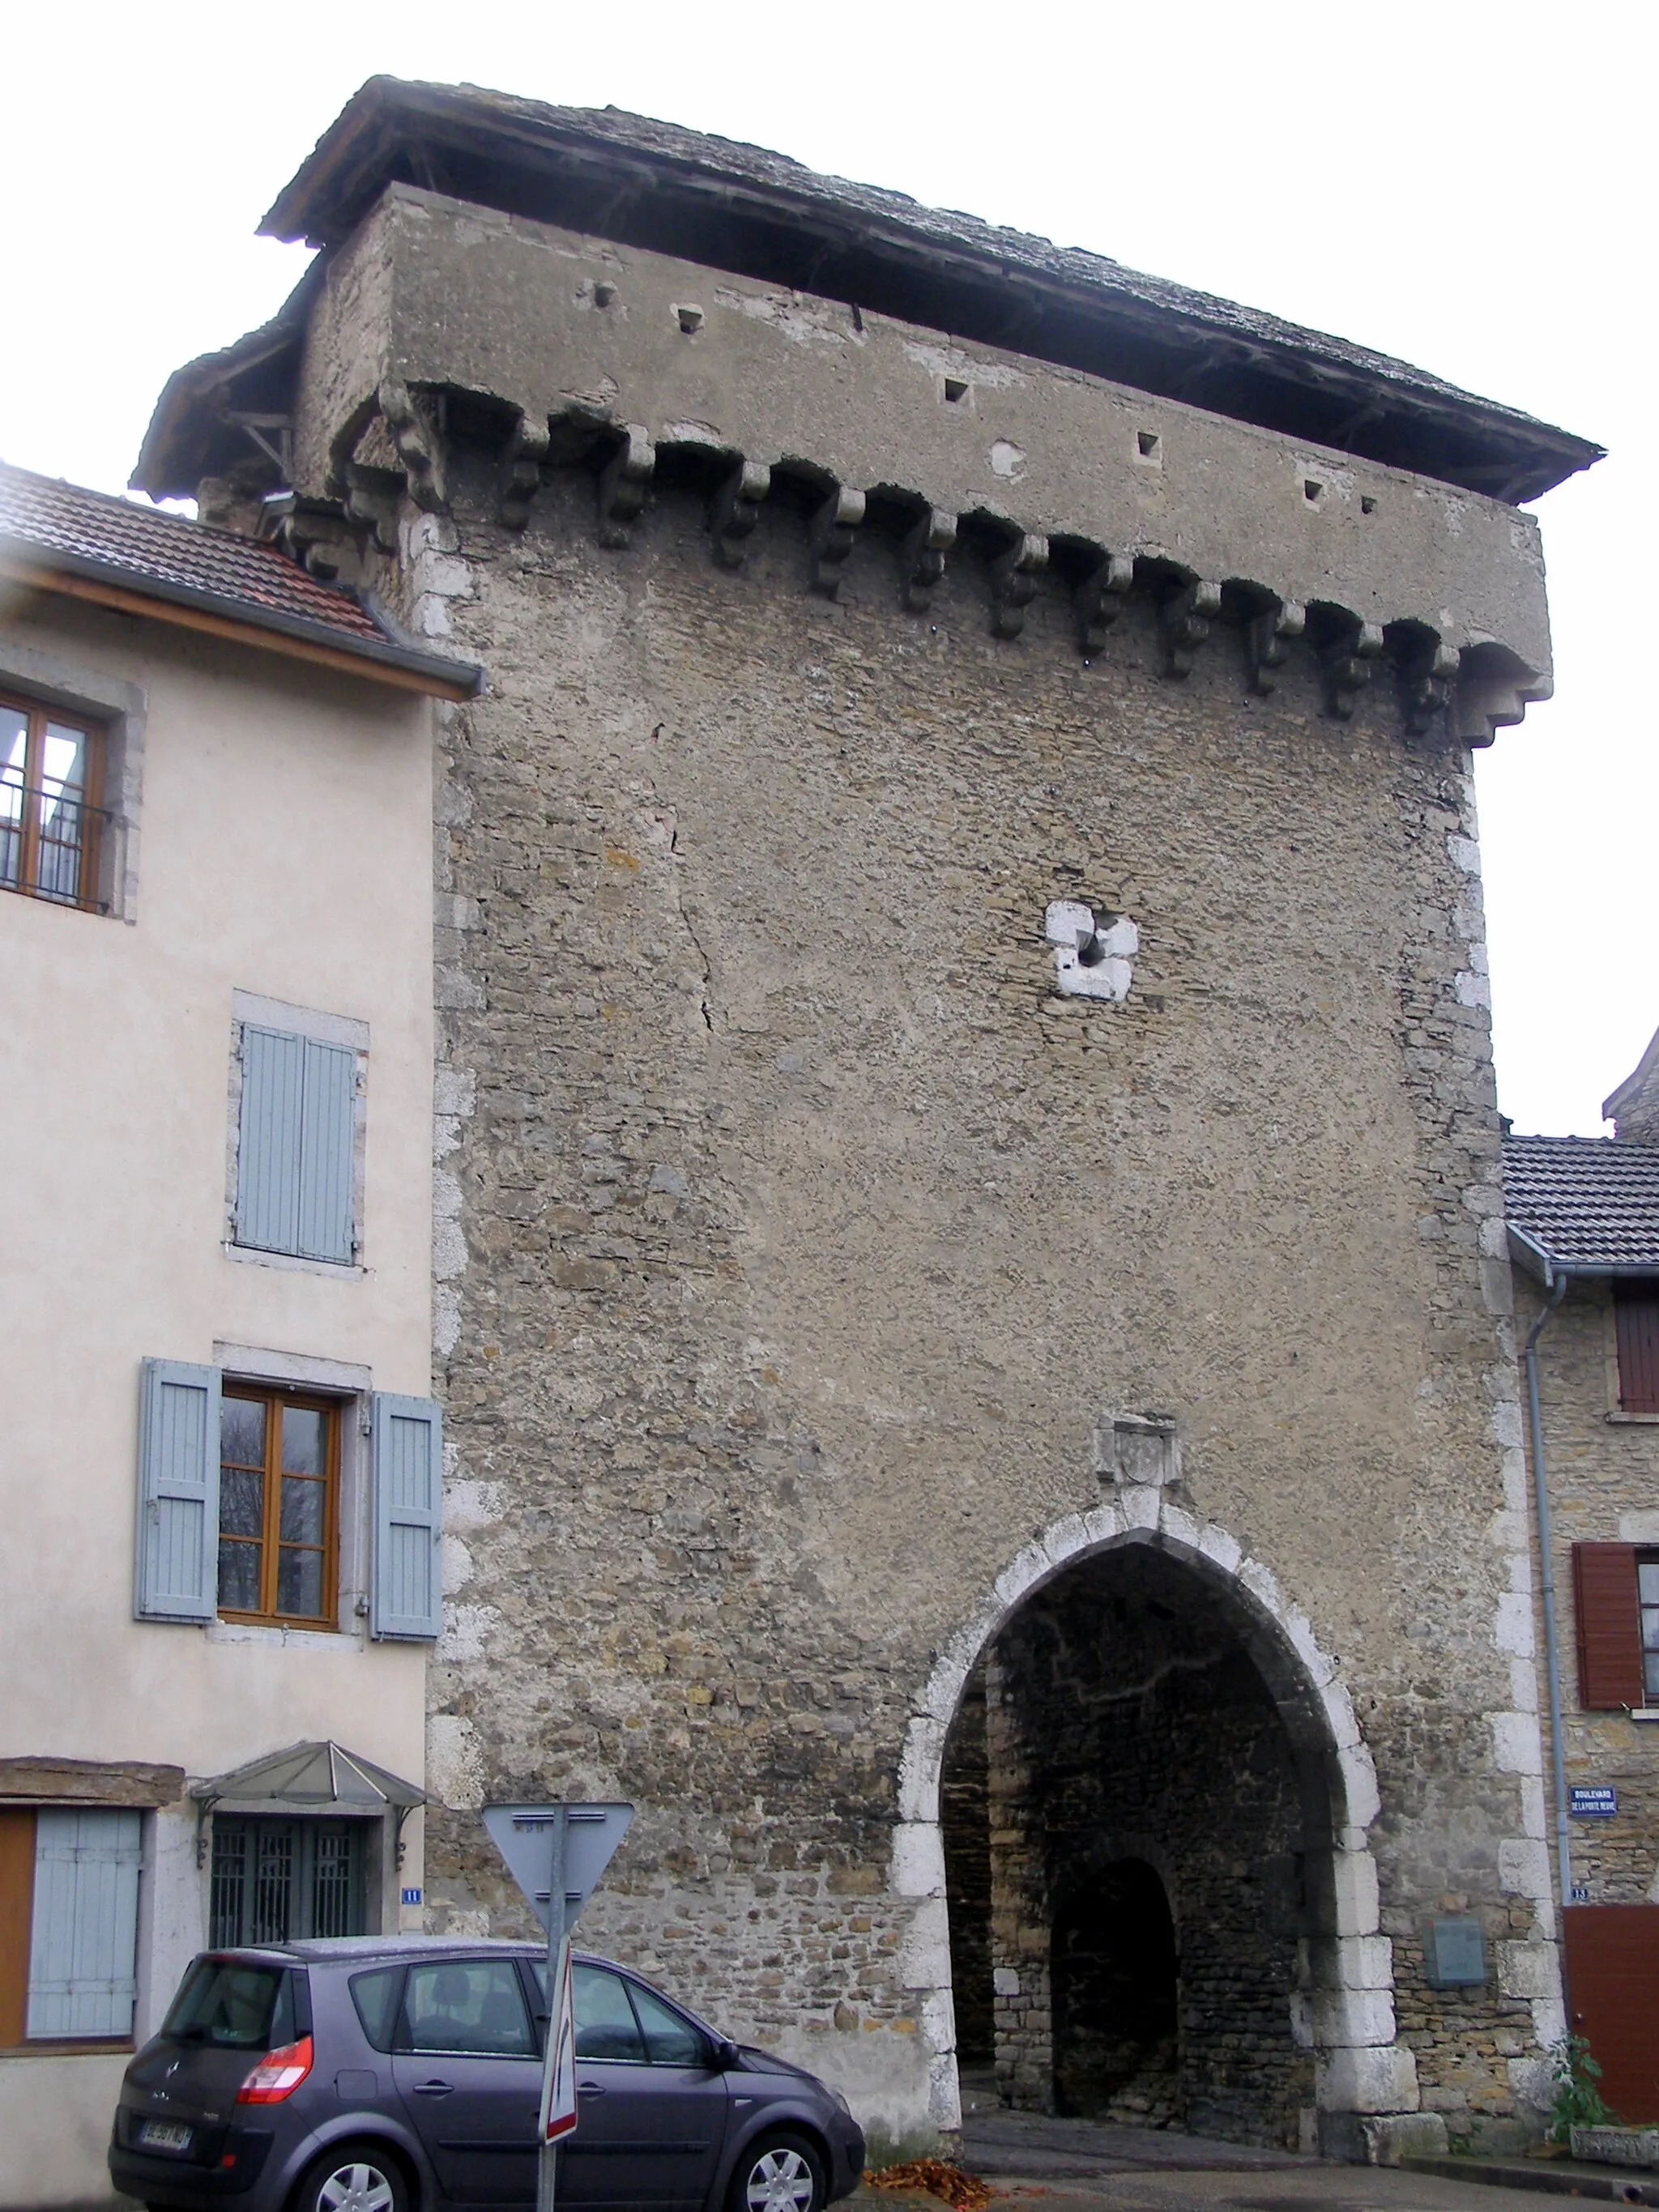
[5,1,1652,1134]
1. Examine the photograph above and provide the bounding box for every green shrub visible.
[1548,2034,1620,2144]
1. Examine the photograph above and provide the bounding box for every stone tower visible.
[139,78,1600,2161]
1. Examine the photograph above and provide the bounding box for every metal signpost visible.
[482,1802,634,2212]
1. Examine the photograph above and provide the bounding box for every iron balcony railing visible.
[0,780,114,912]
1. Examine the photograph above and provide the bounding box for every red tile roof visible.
[0,458,386,642]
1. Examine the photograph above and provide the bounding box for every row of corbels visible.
[523,421,1469,732]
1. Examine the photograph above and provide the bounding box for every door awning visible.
[190,1740,424,1813]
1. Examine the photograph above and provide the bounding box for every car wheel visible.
[291,2142,412,2212]
[728,2132,826,2212]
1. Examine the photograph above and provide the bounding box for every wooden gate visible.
[1564,1904,1659,2124]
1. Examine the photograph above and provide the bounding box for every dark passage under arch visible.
[938,1541,1326,2147]
[1052,1857,1179,2121]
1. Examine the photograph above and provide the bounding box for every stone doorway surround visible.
[889,1493,1443,2165]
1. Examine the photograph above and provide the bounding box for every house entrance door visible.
[209,1815,369,1945]
[1564,1904,1659,2123]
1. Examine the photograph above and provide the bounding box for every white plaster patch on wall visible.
[989,441,1026,480]
[402,511,476,640]
[440,1600,499,1664]
[1045,900,1137,1001]
[427,1711,485,1809]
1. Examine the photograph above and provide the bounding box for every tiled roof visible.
[0,458,384,642]
[1503,1136,1659,1273]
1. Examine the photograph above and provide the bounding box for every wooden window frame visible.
[218,1385,343,1630]
[0,688,107,912]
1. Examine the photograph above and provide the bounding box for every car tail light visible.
[236,2034,313,2103]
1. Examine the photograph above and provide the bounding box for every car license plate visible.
[139,2120,192,2152]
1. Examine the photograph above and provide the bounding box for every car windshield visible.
[163,1958,294,2050]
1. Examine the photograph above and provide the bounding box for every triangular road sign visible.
[481,1803,635,1935]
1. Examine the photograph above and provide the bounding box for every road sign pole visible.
[536,1809,565,2212]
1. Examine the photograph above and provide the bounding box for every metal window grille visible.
[210,1818,368,1945]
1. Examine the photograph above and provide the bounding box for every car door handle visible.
[577,2082,606,2095]
[414,2080,455,2097]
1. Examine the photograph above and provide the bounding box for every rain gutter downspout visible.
[1521,1255,1573,1912]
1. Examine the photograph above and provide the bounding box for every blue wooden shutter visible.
[28,1809,143,2039]
[297,1039,357,1263]
[237,1027,357,1263]
[135,1359,221,1622]
[371,1394,443,1640]
[236,1025,305,1254]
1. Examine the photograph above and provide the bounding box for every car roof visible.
[196,1937,634,1973]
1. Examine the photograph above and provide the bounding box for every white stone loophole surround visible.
[889,1497,1418,2137]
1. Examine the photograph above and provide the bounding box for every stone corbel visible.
[1321,620,1386,718]
[377,377,446,514]
[809,484,865,596]
[1160,579,1222,678]
[989,533,1049,640]
[1247,599,1307,694]
[1397,636,1462,737]
[597,426,655,548]
[498,412,552,530]
[902,509,957,613]
[710,458,772,568]
[1076,551,1135,654]
[1452,650,1547,748]
[342,466,401,553]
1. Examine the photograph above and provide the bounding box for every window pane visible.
[210,1822,249,1946]
[251,1826,295,1945]
[34,722,89,901]
[163,1958,286,2050]
[1643,1603,1659,1653]
[277,1545,324,1619]
[280,1475,325,1544]
[220,1465,265,1539]
[1640,1562,1659,1606]
[312,1827,358,1938]
[628,1980,707,2066]
[1647,1650,1659,1702]
[218,1537,262,1612]
[282,1406,325,1476]
[404,1960,534,2056]
[352,1966,404,2053]
[573,1963,647,2061]
[221,1396,267,1468]
[1,707,26,890]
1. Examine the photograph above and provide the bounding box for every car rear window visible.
[350,1965,404,2053]
[164,1959,294,2050]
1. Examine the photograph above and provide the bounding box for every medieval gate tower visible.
[141,79,1601,2162]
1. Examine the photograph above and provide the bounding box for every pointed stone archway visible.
[889,1493,1439,2164]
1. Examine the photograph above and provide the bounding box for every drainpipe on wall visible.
[1522,1264,1573,1912]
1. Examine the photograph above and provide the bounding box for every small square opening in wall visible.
[1361,495,1378,515]
[1136,430,1162,462]
[1303,478,1324,505]
[943,377,969,403]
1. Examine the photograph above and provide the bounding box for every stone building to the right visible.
[1503,1027,1659,2125]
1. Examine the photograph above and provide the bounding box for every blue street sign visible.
[1569,1788,1618,1818]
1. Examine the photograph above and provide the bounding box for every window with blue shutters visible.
[26,1809,143,2039]
[233,1017,361,1265]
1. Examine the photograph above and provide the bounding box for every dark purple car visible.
[109,1937,864,2212]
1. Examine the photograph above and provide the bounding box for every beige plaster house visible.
[0,460,477,2206]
